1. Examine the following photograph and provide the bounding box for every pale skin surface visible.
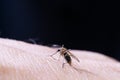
[0,38,120,80]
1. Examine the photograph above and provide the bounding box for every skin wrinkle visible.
[0,38,120,80]
[46,60,59,79]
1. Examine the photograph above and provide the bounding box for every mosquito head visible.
[56,44,67,53]
[57,49,61,52]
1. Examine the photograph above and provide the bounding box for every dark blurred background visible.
[0,0,120,60]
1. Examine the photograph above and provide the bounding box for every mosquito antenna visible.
[62,44,64,48]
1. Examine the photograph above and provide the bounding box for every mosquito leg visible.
[62,63,66,68]
[50,50,60,60]
[62,58,66,68]
[57,54,61,61]
[50,52,57,57]
[50,56,57,60]
[50,52,57,60]
[68,49,71,51]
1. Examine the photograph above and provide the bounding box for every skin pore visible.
[0,38,120,80]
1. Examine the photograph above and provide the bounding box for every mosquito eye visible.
[57,49,60,52]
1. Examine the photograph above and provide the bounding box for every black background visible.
[0,0,120,61]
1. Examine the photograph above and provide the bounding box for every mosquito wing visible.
[67,51,80,62]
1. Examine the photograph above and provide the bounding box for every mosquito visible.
[50,45,80,68]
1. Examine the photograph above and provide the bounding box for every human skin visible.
[0,38,120,80]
